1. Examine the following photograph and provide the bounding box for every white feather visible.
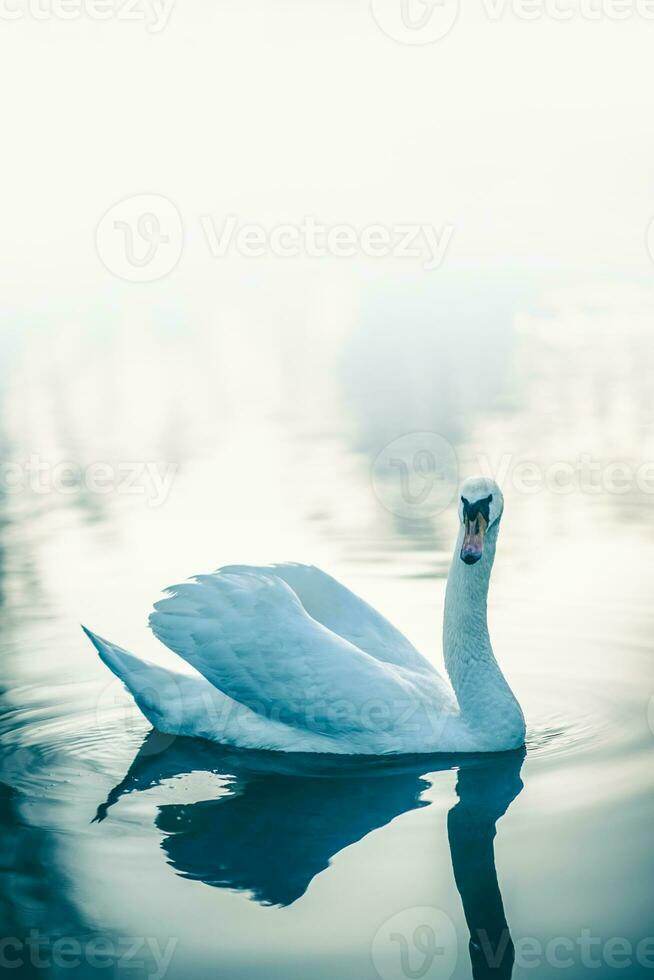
[84,479,525,754]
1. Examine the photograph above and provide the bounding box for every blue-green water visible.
[0,304,653,979]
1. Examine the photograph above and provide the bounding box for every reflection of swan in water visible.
[96,735,524,975]
[448,752,524,979]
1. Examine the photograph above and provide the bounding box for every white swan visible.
[84,477,525,754]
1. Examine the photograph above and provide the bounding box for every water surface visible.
[0,300,653,979]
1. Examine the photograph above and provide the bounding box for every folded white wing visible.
[221,563,440,674]
[149,566,449,740]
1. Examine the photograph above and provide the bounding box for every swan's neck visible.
[443,521,524,748]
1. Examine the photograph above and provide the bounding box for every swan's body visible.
[85,478,525,754]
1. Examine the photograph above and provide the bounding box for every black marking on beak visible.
[460,500,490,565]
[461,493,493,523]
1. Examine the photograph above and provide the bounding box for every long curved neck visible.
[443,521,524,748]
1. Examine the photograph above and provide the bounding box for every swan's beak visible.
[460,514,487,565]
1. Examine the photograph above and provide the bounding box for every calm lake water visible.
[1,288,653,980]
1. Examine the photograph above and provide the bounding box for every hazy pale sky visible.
[2,0,654,309]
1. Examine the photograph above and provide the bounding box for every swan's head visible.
[457,477,504,565]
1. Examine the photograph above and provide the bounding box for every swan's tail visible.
[82,625,150,682]
[82,625,204,734]
[82,624,307,751]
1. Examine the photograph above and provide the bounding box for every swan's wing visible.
[219,563,439,675]
[149,570,444,740]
